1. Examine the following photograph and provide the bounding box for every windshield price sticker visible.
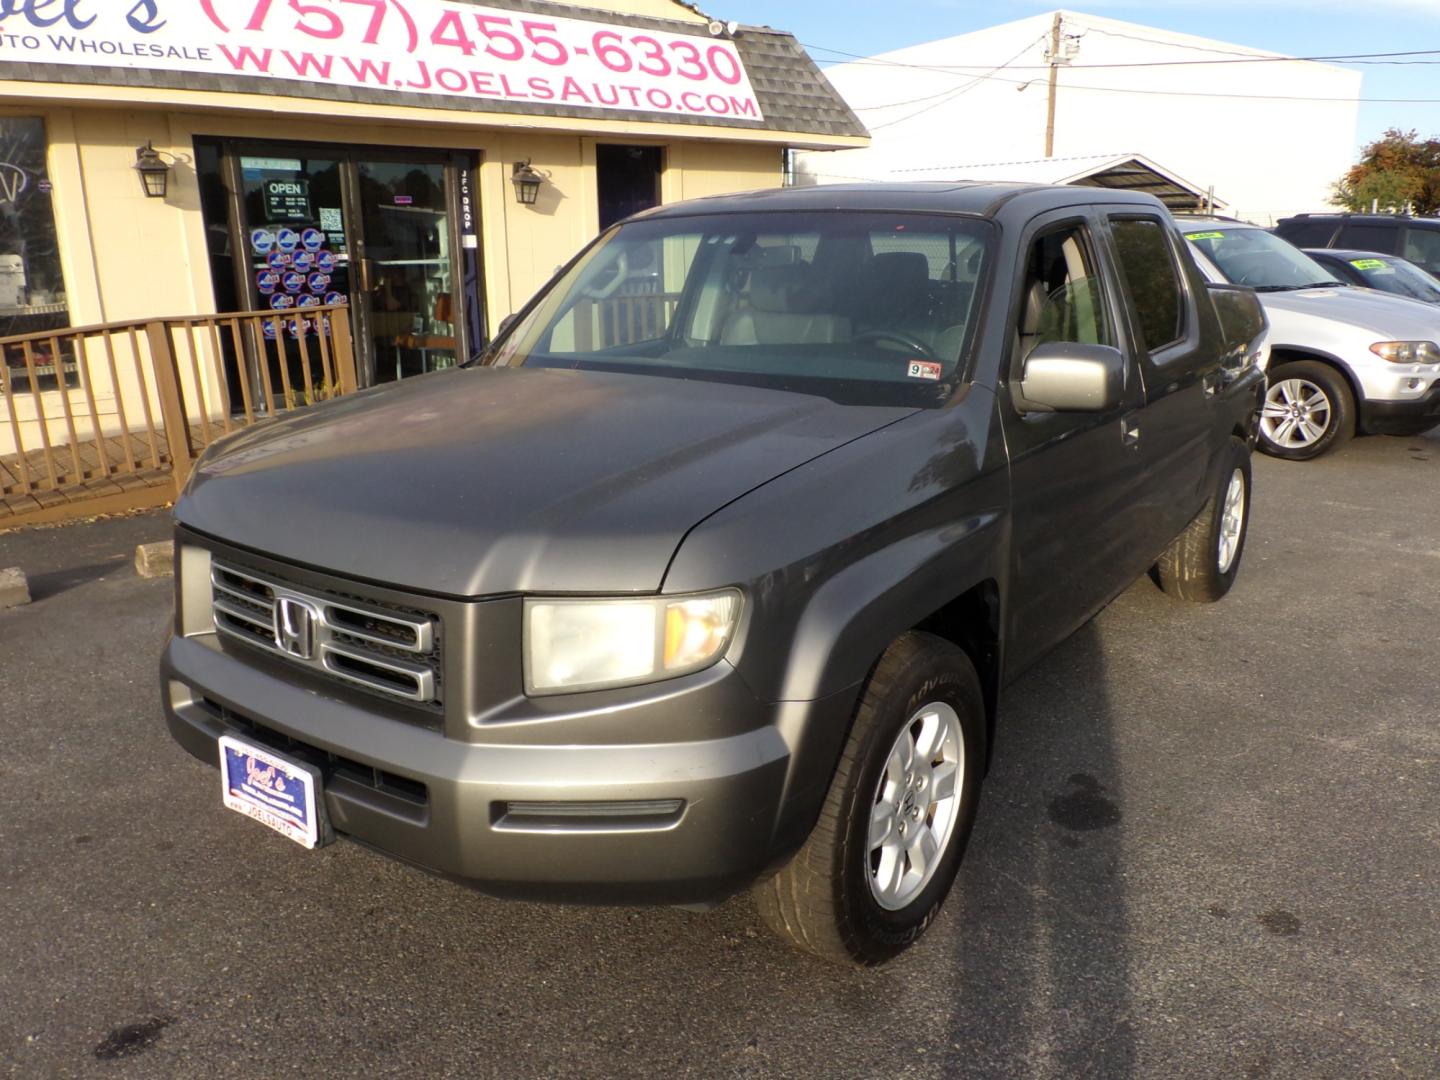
[1185,231,1225,241]
[0,1,763,123]
[907,360,943,381]
[1350,258,1387,270]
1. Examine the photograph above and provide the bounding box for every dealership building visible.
[0,0,865,391]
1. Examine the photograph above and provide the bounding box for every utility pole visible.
[1044,11,1062,159]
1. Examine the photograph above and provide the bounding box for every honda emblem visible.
[274,596,318,659]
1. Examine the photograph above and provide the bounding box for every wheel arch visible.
[911,580,1002,762]
[1266,346,1364,409]
[765,516,1008,858]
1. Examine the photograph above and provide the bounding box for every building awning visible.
[898,153,1225,211]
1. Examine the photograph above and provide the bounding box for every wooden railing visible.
[0,305,357,529]
[573,292,682,350]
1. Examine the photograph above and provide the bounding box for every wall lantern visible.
[133,142,172,199]
[511,160,544,206]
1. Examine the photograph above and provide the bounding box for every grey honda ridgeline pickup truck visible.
[162,183,1268,966]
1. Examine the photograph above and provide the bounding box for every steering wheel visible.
[581,251,629,300]
[855,329,937,359]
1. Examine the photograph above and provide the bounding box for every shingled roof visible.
[0,0,866,141]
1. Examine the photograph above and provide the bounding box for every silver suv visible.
[1183,220,1440,459]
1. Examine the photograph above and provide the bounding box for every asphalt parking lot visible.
[1,428,1436,1079]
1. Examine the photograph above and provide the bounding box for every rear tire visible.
[1259,360,1354,460]
[1155,437,1251,603]
[753,632,986,966]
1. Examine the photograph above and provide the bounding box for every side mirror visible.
[1018,342,1125,413]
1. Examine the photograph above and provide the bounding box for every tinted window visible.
[1275,219,1339,246]
[1110,217,1184,352]
[1016,224,1112,361]
[1338,221,1400,253]
[1404,226,1440,274]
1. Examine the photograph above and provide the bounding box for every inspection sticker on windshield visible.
[1350,258,1388,270]
[907,360,943,381]
[1185,231,1225,241]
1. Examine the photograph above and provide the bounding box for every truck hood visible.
[177,366,913,597]
[1260,285,1440,341]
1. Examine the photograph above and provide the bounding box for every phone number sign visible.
[0,0,764,122]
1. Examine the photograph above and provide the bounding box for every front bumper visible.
[162,633,854,905]
[1359,382,1440,435]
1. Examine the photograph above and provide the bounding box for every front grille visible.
[210,560,442,708]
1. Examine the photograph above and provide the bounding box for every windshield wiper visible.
[1251,282,1346,292]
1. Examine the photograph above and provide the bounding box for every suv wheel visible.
[1259,360,1354,460]
[1155,437,1252,602]
[752,632,985,966]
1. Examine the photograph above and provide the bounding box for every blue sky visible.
[714,1,1440,156]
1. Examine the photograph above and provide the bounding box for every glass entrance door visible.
[354,159,456,382]
[207,141,478,390]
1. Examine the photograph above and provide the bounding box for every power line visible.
[814,48,1440,107]
[803,41,1440,72]
[865,35,1046,130]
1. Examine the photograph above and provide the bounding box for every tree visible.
[1332,129,1440,215]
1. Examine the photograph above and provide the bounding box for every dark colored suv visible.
[162,184,1267,966]
[1275,213,1440,277]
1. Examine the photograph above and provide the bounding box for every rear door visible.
[999,208,1150,674]
[1099,210,1218,553]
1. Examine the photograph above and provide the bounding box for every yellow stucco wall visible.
[0,99,783,455]
[30,105,782,329]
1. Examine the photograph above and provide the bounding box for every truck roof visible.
[639,181,1167,221]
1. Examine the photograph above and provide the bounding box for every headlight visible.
[524,590,741,694]
[1370,340,1440,364]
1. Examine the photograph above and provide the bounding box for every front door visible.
[353,157,459,383]
[207,140,479,392]
[999,210,1150,675]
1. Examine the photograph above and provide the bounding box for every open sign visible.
[263,178,312,223]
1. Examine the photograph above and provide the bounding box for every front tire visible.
[1155,437,1252,603]
[753,632,986,966]
[1259,360,1354,460]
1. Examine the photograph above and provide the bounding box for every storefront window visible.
[0,117,72,389]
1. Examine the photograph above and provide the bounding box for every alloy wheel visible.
[1217,468,1246,573]
[866,702,965,911]
[1261,378,1332,449]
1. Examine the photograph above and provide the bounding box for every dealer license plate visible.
[218,735,321,849]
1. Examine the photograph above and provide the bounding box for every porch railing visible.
[0,305,357,530]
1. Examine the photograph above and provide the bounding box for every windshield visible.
[1184,227,1342,291]
[1346,255,1440,303]
[488,211,993,404]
